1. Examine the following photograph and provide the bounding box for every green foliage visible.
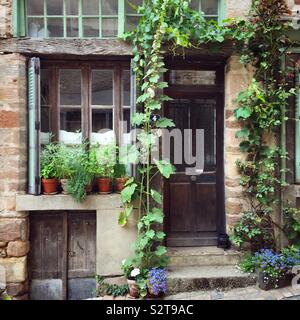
[230,211,274,252]
[96,276,128,298]
[40,143,60,179]
[283,206,300,248]
[94,144,116,178]
[55,144,77,179]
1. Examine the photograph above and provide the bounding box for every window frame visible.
[40,60,131,145]
[13,0,225,38]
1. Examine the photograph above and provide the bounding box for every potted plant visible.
[147,268,168,298]
[40,143,59,195]
[66,146,95,202]
[121,260,141,299]
[95,144,116,194]
[114,163,129,193]
[55,143,75,194]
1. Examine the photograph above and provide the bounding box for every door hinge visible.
[35,121,40,130]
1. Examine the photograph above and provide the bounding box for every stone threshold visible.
[15,194,122,211]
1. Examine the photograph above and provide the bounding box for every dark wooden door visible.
[164,63,225,247]
[29,211,96,300]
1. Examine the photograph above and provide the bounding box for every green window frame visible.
[13,0,225,38]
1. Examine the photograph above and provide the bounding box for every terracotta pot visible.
[127,279,139,299]
[42,178,58,195]
[86,179,94,194]
[115,177,128,193]
[60,179,69,194]
[147,287,164,299]
[96,177,113,194]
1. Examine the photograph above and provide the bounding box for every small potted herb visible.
[95,144,116,194]
[56,143,75,194]
[147,268,167,298]
[40,143,59,195]
[114,163,129,193]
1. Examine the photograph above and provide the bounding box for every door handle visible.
[190,176,197,182]
[68,251,76,257]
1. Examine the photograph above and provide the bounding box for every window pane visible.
[41,69,50,144]
[170,70,216,85]
[27,0,44,15]
[47,18,64,37]
[190,0,200,10]
[125,0,143,14]
[66,0,79,15]
[47,0,64,15]
[60,109,82,144]
[123,108,131,133]
[122,70,130,106]
[102,18,118,37]
[92,70,113,105]
[28,18,45,38]
[201,0,218,15]
[83,18,99,37]
[83,0,99,15]
[125,16,140,32]
[101,0,118,15]
[67,18,79,37]
[60,70,82,105]
[91,109,114,145]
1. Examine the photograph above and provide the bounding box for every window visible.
[40,61,131,145]
[13,0,224,38]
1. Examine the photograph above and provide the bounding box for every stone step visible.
[167,266,257,295]
[168,246,243,267]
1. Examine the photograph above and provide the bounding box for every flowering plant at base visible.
[148,268,168,296]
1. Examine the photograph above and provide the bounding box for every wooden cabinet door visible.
[29,211,96,300]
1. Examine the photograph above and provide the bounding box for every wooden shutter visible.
[28,57,41,195]
[296,71,300,183]
[12,0,26,37]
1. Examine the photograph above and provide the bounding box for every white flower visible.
[122,259,126,265]
[130,268,140,278]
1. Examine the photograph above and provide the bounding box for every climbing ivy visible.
[231,0,296,249]
[118,0,298,295]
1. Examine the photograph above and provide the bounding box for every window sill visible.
[15,194,122,212]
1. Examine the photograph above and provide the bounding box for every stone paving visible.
[93,285,300,300]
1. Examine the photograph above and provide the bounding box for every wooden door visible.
[29,211,96,300]
[164,62,225,247]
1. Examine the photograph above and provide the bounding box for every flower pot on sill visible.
[60,179,69,194]
[258,271,292,291]
[115,177,128,193]
[96,177,113,194]
[86,180,94,194]
[147,287,165,299]
[127,279,139,299]
[42,178,59,195]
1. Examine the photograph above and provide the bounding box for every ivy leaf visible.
[239,141,250,152]
[235,107,251,119]
[235,128,249,139]
[148,101,161,110]
[157,81,168,89]
[121,183,137,203]
[155,117,175,128]
[131,113,145,126]
[151,189,162,204]
[155,159,176,178]
[149,74,160,83]
[148,208,164,224]
[136,93,150,104]
[145,229,156,239]
[156,231,166,240]
[118,206,133,227]
[155,246,167,256]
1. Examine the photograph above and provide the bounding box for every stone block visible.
[0,219,28,242]
[0,111,19,128]
[6,281,28,297]
[0,257,27,282]
[7,241,29,257]
[97,209,138,276]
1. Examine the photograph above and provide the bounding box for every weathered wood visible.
[0,38,234,57]
[0,38,133,56]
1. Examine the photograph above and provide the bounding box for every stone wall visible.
[224,56,253,233]
[0,0,12,38]
[0,53,28,299]
[226,0,252,18]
